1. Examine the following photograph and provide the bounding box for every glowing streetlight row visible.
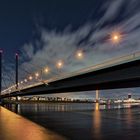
[18,50,85,85]
[11,31,122,88]
[5,31,123,94]
[3,52,83,93]
[3,31,122,93]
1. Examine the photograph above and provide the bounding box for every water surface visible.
[4,103,140,140]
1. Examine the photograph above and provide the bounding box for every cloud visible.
[98,0,125,25]
[3,0,140,98]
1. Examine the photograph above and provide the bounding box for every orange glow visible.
[93,105,101,139]
[95,103,99,111]
[35,73,39,77]
[111,32,121,43]
[76,50,83,59]
[44,67,49,73]
[0,107,65,140]
[29,76,33,80]
[57,60,63,69]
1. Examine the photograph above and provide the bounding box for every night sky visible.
[1,0,140,99]
[0,0,100,57]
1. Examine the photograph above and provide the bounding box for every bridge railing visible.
[2,51,140,95]
[46,51,140,83]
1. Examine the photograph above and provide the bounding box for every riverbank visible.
[3,102,140,140]
[0,106,66,140]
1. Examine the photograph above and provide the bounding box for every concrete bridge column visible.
[96,89,99,103]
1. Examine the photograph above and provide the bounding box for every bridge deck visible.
[2,51,140,96]
[18,51,140,90]
[0,106,65,140]
[48,51,140,83]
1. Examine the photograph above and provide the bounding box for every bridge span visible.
[1,52,140,98]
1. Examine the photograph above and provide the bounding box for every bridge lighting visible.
[111,32,121,44]
[29,76,33,80]
[57,60,63,69]
[76,50,83,59]
[44,67,49,73]
[35,72,39,77]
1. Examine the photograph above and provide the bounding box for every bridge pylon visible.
[15,53,19,101]
[0,50,2,103]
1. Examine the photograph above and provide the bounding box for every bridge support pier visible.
[96,89,99,103]
[95,89,100,111]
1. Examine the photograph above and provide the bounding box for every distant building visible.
[31,96,38,101]
[38,97,46,101]
[114,100,123,103]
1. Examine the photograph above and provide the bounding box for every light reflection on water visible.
[4,103,140,140]
[5,103,136,113]
[93,103,102,140]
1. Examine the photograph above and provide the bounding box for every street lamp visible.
[110,32,121,44]
[56,60,63,69]
[29,76,33,80]
[44,67,49,73]
[76,50,84,59]
[35,72,39,78]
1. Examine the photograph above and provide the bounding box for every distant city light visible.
[21,81,23,84]
[9,89,11,92]
[56,60,63,69]
[24,79,27,82]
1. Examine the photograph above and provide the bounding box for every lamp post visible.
[15,53,19,90]
[15,53,19,101]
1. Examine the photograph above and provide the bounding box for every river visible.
[4,103,140,140]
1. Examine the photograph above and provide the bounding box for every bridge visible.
[1,51,140,99]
